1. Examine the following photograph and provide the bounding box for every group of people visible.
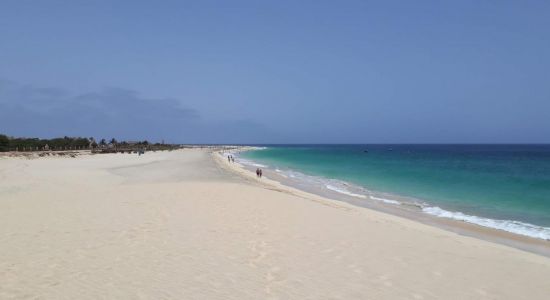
[226,154,262,178]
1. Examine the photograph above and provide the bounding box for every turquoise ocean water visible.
[239,145,550,240]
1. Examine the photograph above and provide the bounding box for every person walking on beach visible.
[228,155,231,162]
[259,169,263,178]
[256,168,260,178]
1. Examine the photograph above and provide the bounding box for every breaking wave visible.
[423,206,550,240]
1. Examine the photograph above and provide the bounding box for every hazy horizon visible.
[1,1,549,144]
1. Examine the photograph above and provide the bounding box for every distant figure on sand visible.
[259,169,263,178]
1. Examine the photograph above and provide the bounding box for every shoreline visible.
[215,148,550,257]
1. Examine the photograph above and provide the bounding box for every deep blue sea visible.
[239,145,550,240]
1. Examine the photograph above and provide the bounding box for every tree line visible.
[0,134,152,152]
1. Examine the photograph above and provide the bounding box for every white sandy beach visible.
[1,149,550,299]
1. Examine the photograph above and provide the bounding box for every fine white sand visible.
[1,149,550,299]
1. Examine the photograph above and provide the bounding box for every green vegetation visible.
[0,134,176,152]
[0,135,91,151]
[0,134,9,152]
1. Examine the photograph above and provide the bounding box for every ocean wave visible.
[222,146,267,158]
[326,184,367,199]
[370,195,401,205]
[274,169,288,177]
[234,157,269,168]
[238,146,268,152]
[423,206,550,240]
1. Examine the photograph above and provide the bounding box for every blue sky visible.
[1,0,549,143]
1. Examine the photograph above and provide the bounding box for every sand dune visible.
[1,149,549,299]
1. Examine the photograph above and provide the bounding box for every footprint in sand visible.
[347,264,363,274]
[265,266,286,294]
[377,274,393,287]
[248,240,268,267]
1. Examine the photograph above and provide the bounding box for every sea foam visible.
[235,157,269,168]
[326,184,367,199]
[370,196,401,205]
[423,206,550,240]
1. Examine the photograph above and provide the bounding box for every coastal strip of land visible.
[1,149,550,299]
